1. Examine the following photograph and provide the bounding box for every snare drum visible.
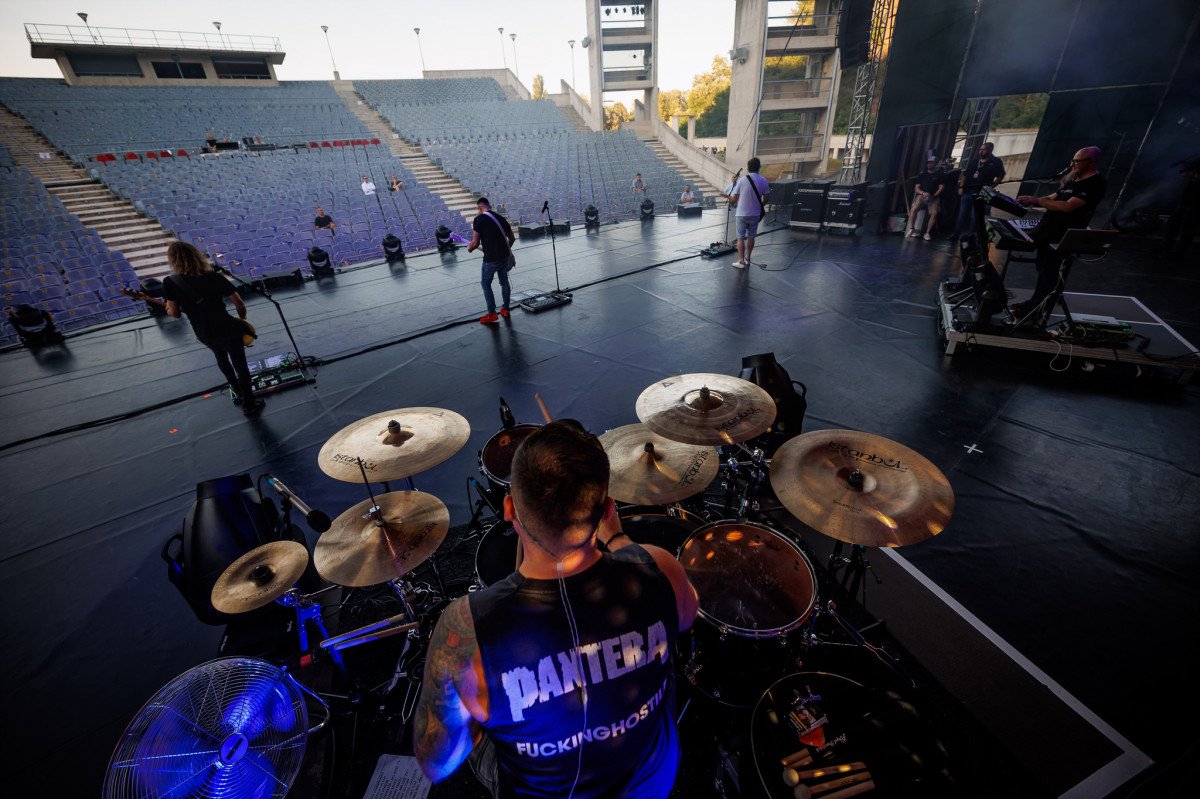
[478,424,540,491]
[617,505,704,554]
[677,521,817,706]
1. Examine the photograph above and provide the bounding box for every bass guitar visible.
[120,287,257,347]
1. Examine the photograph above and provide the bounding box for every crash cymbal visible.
[318,407,470,483]
[600,423,719,504]
[314,491,449,587]
[770,429,954,548]
[635,373,777,445]
[211,540,309,615]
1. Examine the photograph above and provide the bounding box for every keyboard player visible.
[1010,147,1107,318]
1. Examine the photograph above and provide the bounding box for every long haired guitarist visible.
[160,241,264,416]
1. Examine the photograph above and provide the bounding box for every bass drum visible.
[676,521,817,707]
[475,521,520,589]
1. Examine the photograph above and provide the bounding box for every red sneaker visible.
[499,308,511,318]
[479,313,500,324]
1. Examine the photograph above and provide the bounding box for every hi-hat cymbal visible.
[318,407,470,483]
[600,423,719,504]
[314,491,449,587]
[770,429,954,548]
[635,373,777,445]
[211,540,309,615]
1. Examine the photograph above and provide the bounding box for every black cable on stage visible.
[0,221,792,450]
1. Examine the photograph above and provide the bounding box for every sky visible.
[0,0,738,97]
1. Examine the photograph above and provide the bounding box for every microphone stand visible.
[214,257,315,386]
[517,202,573,312]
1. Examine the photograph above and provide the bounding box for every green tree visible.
[604,101,634,131]
[695,86,730,137]
[531,75,546,100]
[687,56,732,120]
[658,88,689,122]
[992,93,1048,130]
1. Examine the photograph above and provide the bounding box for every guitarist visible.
[161,241,265,417]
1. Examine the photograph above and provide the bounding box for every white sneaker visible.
[732,260,746,269]
[923,233,931,241]
[907,229,918,238]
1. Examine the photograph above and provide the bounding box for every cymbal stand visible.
[827,540,883,632]
[356,457,446,596]
[712,443,770,520]
[801,598,914,688]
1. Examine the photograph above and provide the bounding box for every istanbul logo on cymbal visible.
[827,441,908,471]
[713,407,760,433]
[332,453,377,470]
[678,449,711,486]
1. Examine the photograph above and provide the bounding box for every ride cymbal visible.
[770,429,954,548]
[600,423,719,504]
[318,407,470,483]
[314,491,449,587]
[635,373,776,445]
[211,540,310,614]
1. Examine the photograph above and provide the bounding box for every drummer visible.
[414,419,699,796]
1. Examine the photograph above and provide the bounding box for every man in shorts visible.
[729,157,770,268]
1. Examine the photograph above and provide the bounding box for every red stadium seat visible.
[160,150,172,158]
[309,142,319,148]
[125,152,139,161]
[146,152,159,160]
[332,141,344,147]
[370,138,380,145]
[176,149,189,157]
[321,141,331,148]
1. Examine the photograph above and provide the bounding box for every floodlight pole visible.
[498,27,507,71]
[77,12,96,44]
[321,25,340,80]
[413,28,426,73]
[510,33,519,82]
[568,40,576,89]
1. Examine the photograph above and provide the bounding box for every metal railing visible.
[24,23,282,53]
[762,77,832,102]
[766,12,839,39]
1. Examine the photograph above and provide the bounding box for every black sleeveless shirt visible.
[469,545,681,798]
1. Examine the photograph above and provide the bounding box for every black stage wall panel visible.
[959,0,1081,97]
[1054,0,1195,90]
[865,0,977,183]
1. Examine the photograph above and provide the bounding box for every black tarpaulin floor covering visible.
[1,211,1196,797]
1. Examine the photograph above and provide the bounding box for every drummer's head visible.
[506,419,609,557]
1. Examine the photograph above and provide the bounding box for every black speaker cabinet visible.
[678,202,703,217]
[518,223,546,239]
[790,181,832,229]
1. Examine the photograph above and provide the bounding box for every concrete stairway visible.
[0,104,175,279]
[645,138,722,198]
[331,82,476,220]
[559,104,591,132]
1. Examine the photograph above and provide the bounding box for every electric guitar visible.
[120,287,257,346]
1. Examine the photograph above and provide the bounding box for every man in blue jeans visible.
[468,197,515,324]
[949,142,1005,240]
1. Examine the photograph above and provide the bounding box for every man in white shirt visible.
[361,175,377,196]
[729,157,770,268]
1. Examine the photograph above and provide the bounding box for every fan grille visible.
[104,658,308,799]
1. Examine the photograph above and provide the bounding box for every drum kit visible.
[207,372,956,793]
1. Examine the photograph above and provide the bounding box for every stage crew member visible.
[1012,146,1107,317]
[414,420,699,797]
[729,157,770,269]
[950,141,1005,239]
[162,242,264,417]
[468,197,515,324]
[907,158,944,240]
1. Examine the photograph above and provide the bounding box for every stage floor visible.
[1,210,1196,796]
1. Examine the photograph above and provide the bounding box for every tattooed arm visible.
[414,597,489,782]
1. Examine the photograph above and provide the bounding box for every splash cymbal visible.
[211,540,309,614]
[314,491,449,586]
[635,373,776,445]
[770,429,954,548]
[600,423,719,504]
[318,407,470,483]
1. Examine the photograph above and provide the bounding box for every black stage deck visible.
[1,211,1197,797]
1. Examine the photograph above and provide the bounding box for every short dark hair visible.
[510,419,609,554]
[477,197,490,208]
[748,157,761,173]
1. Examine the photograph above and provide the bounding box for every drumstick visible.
[535,393,554,423]
[816,779,874,798]
[793,762,867,781]
[810,771,872,795]
[782,748,813,767]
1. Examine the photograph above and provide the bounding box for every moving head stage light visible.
[307,246,333,276]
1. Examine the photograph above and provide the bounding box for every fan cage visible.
[103,657,308,799]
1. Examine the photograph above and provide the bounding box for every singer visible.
[468,197,515,325]
[162,241,264,417]
[414,420,698,796]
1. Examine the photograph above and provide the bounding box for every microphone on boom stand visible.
[499,396,516,430]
